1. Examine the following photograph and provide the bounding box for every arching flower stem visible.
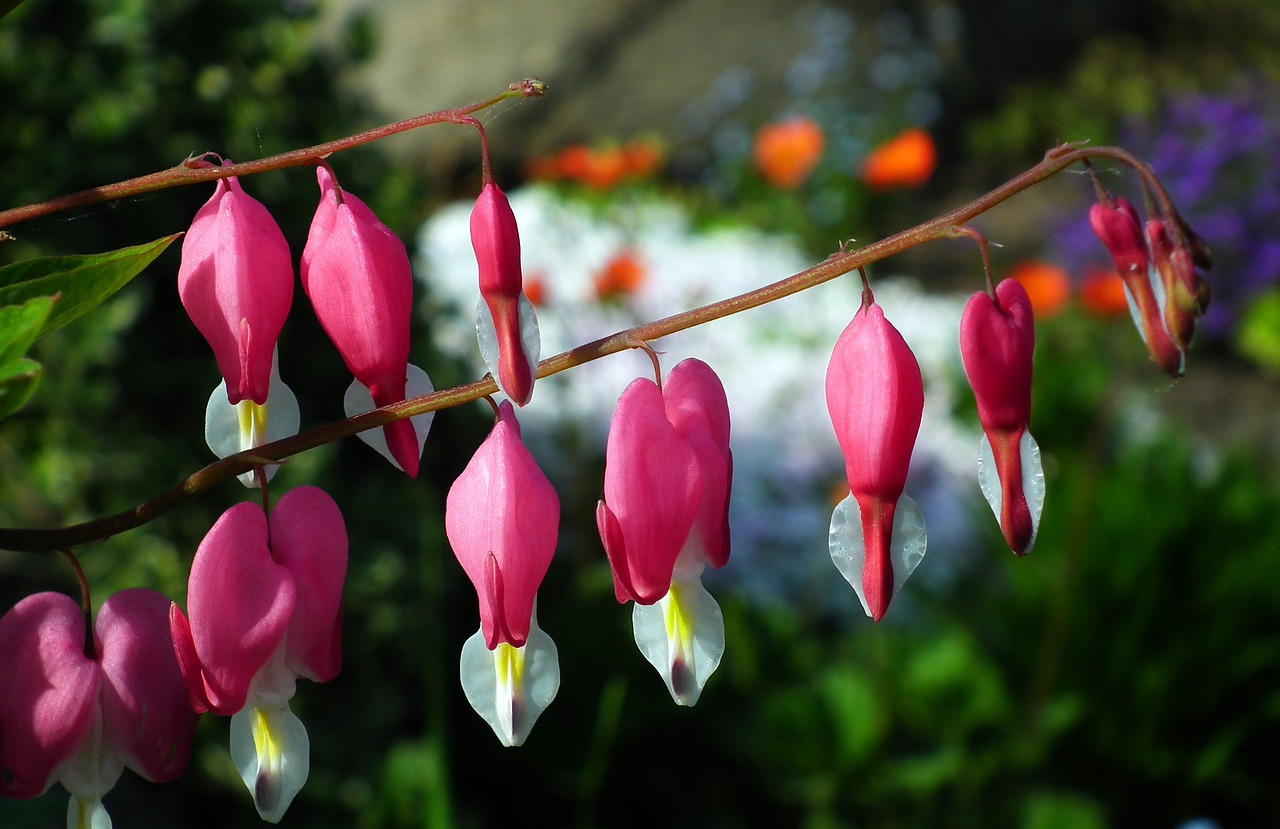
[0,145,1182,552]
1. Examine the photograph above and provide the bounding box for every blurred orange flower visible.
[523,273,548,307]
[1079,268,1129,316]
[593,250,647,300]
[860,128,937,191]
[753,117,825,189]
[525,139,664,189]
[1008,260,1071,318]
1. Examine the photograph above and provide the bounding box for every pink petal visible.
[178,176,294,405]
[182,502,296,715]
[96,589,198,783]
[662,358,733,570]
[301,166,414,422]
[268,486,348,682]
[0,592,99,798]
[825,301,923,502]
[599,378,701,604]
[959,279,1034,434]
[446,401,559,647]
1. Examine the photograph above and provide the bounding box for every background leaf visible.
[0,234,179,336]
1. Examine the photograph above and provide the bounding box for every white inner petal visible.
[828,492,928,618]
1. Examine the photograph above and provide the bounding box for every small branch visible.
[0,79,545,230]
[0,144,1156,552]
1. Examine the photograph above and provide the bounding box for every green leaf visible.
[0,357,42,420]
[0,234,180,337]
[0,295,57,364]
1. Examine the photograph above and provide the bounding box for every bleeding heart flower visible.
[302,165,433,477]
[825,287,927,622]
[960,278,1045,556]
[169,486,346,822]
[178,171,294,407]
[0,589,197,829]
[597,357,733,705]
[446,400,560,746]
[471,181,540,406]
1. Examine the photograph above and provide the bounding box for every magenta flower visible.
[471,182,540,406]
[178,172,294,407]
[0,589,197,828]
[169,486,347,822]
[1089,197,1185,377]
[179,171,299,487]
[446,400,560,746]
[596,357,732,705]
[825,291,927,622]
[960,278,1045,556]
[302,165,433,477]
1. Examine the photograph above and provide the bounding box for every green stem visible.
[0,144,1165,552]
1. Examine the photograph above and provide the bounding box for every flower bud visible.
[1089,199,1184,377]
[471,182,539,406]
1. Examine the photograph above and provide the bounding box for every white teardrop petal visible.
[828,492,928,618]
[976,430,1046,553]
[204,352,299,487]
[632,566,724,707]
[474,295,541,402]
[66,795,112,829]
[230,703,310,824]
[342,363,435,471]
[459,610,560,747]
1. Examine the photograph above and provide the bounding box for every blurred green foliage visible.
[2,1,1279,828]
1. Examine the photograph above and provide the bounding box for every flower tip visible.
[383,419,422,478]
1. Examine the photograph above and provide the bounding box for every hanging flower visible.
[471,181,540,406]
[959,278,1045,555]
[169,486,347,823]
[178,171,294,406]
[0,589,197,829]
[1089,196,1185,377]
[445,400,560,746]
[302,165,433,476]
[178,169,298,487]
[596,357,732,705]
[825,285,927,621]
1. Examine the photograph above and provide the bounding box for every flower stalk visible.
[0,144,1187,553]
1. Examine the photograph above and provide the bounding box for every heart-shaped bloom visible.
[179,172,300,488]
[302,165,433,477]
[960,278,1045,556]
[471,181,540,406]
[0,589,197,829]
[178,172,294,406]
[597,358,732,705]
[825,292,927,622]
[1089,197,1184,377]
[446,400,560,746]
[169,486,347,822]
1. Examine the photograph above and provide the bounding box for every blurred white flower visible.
[417,185,980,615]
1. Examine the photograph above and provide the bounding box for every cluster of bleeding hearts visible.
[0,160,1210,828]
